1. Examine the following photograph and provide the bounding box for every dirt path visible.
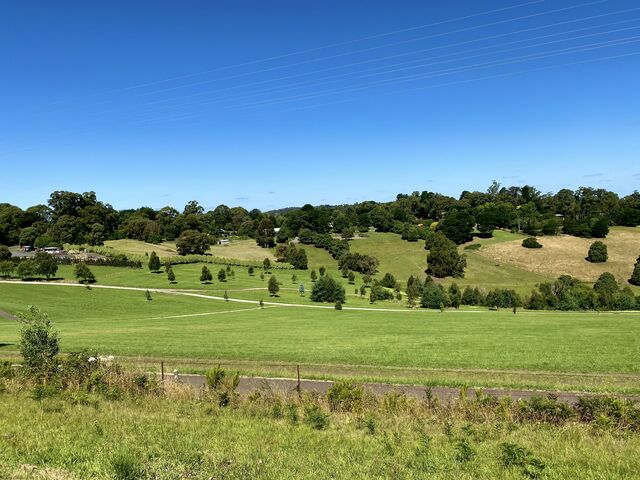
[0,310,19,322]
[163,373,640,405]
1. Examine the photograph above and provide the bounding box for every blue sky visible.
[2,0,639,211]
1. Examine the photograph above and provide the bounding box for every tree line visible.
[1,183,638,252]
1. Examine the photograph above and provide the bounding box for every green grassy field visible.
[1,283,639,393]
[1,389,639,479]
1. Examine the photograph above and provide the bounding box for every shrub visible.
[629,256,640,286]
[334,301,342,310]
[326,381,363,412]
[500,442,546,479]
[518,395,574,424]
[587,241,607,263]
[454,439,476,463]
[303,403,329,430]
[18,306,59,377]
[522,237,542,248]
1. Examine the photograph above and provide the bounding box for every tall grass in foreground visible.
[1,362,640,479]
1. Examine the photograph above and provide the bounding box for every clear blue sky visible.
[2,0,639,211]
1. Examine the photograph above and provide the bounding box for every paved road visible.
[162,373,640,405]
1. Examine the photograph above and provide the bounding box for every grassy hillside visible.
[478,227,640,286]
[1,283,639,393]
[104,238,277,261]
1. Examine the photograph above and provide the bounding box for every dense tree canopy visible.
[0,184,637,255]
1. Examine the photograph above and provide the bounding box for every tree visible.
[248,265,254,276]
[380,273,396,289]
[591,217,610,238]
[148,251,161,272]
[74,262,96,284]
[341,265,349,278]
[166,265,176,283]
[311,275,346,303]
[263,258,271,272]
[348,271,355,284]
[34,252,58,279]
[291,274,297,283]
[145,289,152,301]
[0,260,14,277]
[359,285,366,297]
[630,256,640,286]
[256,218,276,248]
[18,306,59,376]
[0,245,11,261]
[310,269,317,282]
[176,230,211,255]
[335,301,343,310]
[420,283,449,309]
[319,266,326,277]
[594,272,619,308]
[362,274,371,286]
[268,275,280,296]
[448,283,461,309]
[426,233,466,278]
[16,259,37,279]
[299,283,305,296]
[406,276,421,307]
[224,290,229,301]
[586,241,608,263]
[437,209,474,244]
[200,266,213,284]
[218,268,227,282]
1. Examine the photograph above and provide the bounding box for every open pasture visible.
[1,282,639,393]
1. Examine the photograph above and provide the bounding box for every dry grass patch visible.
[478,227,640,284]
[207,239,275,261]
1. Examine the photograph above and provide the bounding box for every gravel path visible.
[162,373,640,405]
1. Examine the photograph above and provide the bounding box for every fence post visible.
[161,361,165,392]
[296,364,301,394]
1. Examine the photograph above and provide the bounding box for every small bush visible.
[587,241,608,263]
[326,381,363,412]
[518,395,574,424]
[454,438,476,463]
[500,442,545,479]
[522,237,542,248]
[304,403,329,430]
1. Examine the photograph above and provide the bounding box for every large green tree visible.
[426,233,466,278]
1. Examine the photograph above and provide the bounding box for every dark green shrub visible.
[587,241,607,263]
[454,438,476,463]
[518,395,574,424]
[303,404,329,430]
[522,237,542,248]
[500,442,546,479]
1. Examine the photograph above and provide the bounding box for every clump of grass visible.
[111,450,143,480]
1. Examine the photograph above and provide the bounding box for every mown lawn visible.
[1,283,639,393]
